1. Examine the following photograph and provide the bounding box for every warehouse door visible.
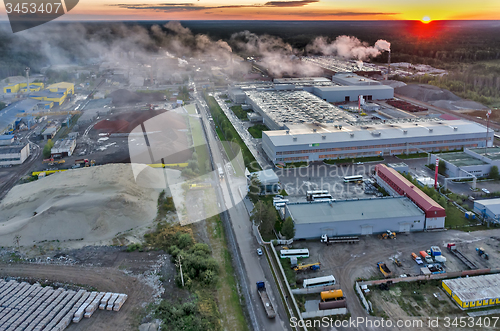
[399,223,411,233]
[321,228,336,236]
[361,226,372,235]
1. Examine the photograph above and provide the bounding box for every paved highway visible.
[193,86,291,331]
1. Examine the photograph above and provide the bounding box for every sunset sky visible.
[1,0,500,21]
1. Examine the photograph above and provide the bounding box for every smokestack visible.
[387,50,391,76]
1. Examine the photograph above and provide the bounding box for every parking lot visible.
[276,162,379,198]
[279,228,500,321]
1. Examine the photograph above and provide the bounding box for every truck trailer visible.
[256,282,276,319]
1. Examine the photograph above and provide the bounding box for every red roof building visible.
[375,164,446,229]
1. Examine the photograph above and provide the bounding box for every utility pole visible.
[176,255,184,287]
[25,67,30,94]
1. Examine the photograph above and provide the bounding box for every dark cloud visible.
[263,0,319,7]
[112,0,319,11]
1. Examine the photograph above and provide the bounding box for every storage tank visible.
[319,299,346,310]
[320,289,344,301]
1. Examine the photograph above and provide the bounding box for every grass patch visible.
[248,124,269,138]
[216,128,244,177]
[207,214,249,331]
[204,92,260,172]
[279,258,297,286]
[396,152,429,159]
[280,161,308,168]
[230,105,249,121]
[323,155,384,164]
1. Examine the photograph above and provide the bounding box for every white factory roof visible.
[287,197,424,224]
[264,119,489,147]
[246,90,355,126]
[474,198,500,216]
[314,85,393,92]
[331,73,381,86]
[443,274,500,303]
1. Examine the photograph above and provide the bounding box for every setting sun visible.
[422,16,432,23]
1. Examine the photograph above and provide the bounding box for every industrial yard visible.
[2,18,500,331]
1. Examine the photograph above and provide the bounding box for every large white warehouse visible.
[284,197,426,239]
[262,119,493,164]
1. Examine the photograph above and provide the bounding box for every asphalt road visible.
[194,88,291,331]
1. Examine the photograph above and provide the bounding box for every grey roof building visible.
[263,119,493,164]
[0,143,30,166]
[474,198,500,224]
[284,197,425,239]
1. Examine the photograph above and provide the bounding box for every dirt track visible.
[0,262,156,331]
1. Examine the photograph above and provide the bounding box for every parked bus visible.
[306,190,329,201]
[280,249,310,259]
[343,175,363,183]
[311,194,333,201]
[303,275,336,288]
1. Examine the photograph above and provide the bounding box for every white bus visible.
[343,175,363,183]
[303,275,336,288]
[306,190,329,201]
[311,194,333,201]
[280,249,310,259]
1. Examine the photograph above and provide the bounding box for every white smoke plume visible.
[375,39,391,52]
[229,30,322,77]
[306,35,391,60]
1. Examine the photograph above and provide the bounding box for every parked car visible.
[257,248,263,256]
[482,188,491,194]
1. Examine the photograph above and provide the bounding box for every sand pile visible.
[0,164,162,246]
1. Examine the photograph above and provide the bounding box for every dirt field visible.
[0,248,170,331]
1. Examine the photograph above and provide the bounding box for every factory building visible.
[30,82,74,106]
[245,90,355,130]
[3,82,44,93]
[473,198,500,224]
[330,73,381,86]
[302,56,381,76]
[0,135,14,146]
[284,197,425,239]
[442,274,500,309]
[430,147,500,178]
[312,85,394,103]
[262,119,493,164]
[0,99,51,134]
[375,164,446,229]
[0,143,30,166]
[51,138,77,158]
[41,127,58,140]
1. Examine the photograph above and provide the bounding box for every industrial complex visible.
[262,119,492,164]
